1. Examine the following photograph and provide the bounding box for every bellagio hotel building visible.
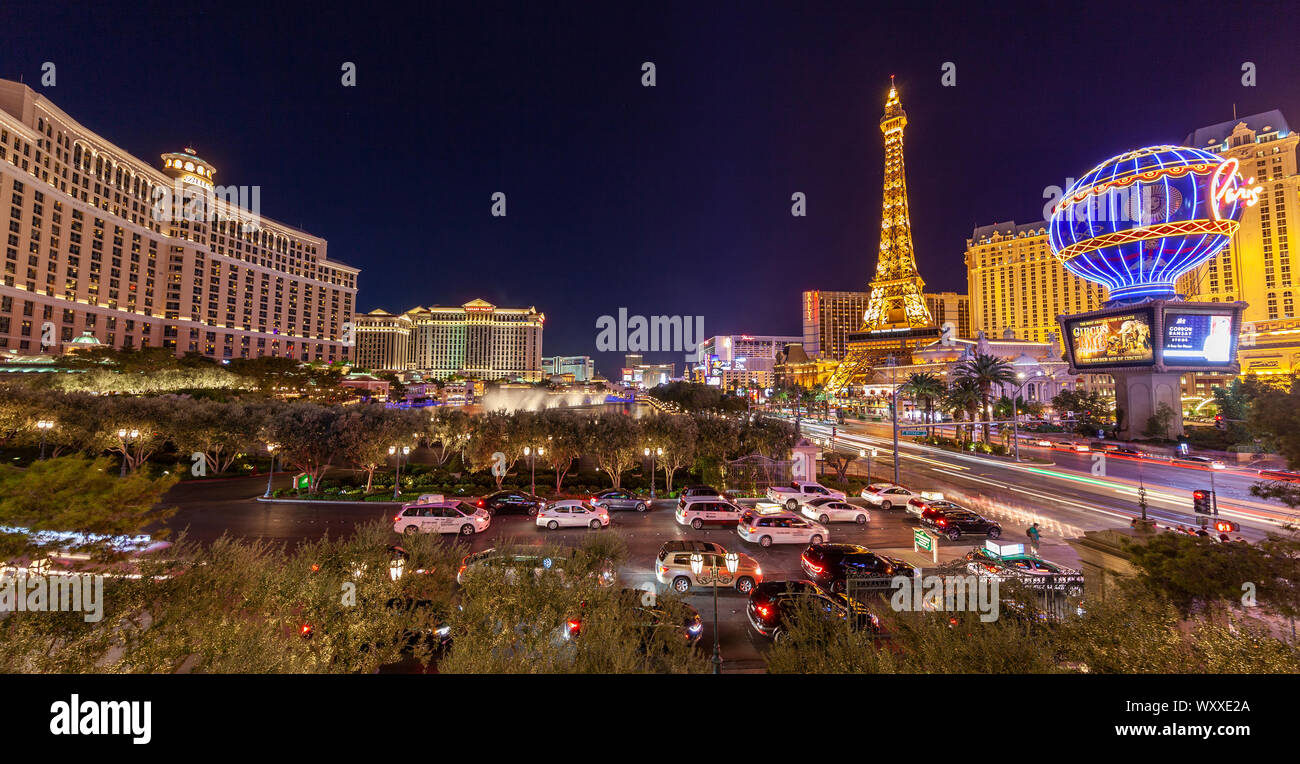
[0,80,358,361]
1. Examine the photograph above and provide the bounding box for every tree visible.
[588,414,641,489]
[1247,375,1300,466]
[99,396,173,474]
[901,372,944,425]
[169,399,267,475]
[427,407,471,466]
[266,402,344,492]
[539,409,585,493]
[738,415,797,459]
[0,456,177,561]
[338,405,415,493]
[641,414,697,492]
[943,379,981,444]
[951,353,1016,443]
[691,413,740,488]
[1124,532,1274,615]
[1142,402,1176,440]
[1050,388,1113,435]
[465,411,512,490]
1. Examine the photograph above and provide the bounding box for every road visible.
[797,418,1299,542]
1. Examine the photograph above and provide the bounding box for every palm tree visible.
[943,378,982,444]
[952,353,1017,443]
[901,372,944,425]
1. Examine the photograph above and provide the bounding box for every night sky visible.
[4,0,1298,376]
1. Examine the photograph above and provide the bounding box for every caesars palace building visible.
[0,79,358,362]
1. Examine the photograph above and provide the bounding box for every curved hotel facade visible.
[0,80,358,361]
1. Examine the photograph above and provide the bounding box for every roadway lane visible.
[798,419,1298,541]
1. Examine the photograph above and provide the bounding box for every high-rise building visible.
[1179,111,1300,377]
[353,309,411,372]
[542,355,594,381]
[802,290,870,360]
[830,79,939,391]
[923,291,971,339]
[355,298,544,381]
[965,221,1106,342]
[696,333,801,391]
[0,80,359,361]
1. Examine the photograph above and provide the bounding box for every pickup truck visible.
[766,481,846,510]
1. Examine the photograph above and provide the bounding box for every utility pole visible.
[890,357,899,485]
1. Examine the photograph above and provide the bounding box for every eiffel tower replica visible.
[827,77,938,392]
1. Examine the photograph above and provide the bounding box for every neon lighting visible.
[1210,157,1262,219]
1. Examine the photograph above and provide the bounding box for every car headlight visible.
[435,625,450,637]
[688,623,703,634]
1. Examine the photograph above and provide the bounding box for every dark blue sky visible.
[4,0,1297,376]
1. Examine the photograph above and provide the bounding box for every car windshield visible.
[456,501,477,514]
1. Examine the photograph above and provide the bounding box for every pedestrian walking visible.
[1026,522,1041,556]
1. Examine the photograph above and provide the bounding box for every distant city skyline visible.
[4,1,1297,375]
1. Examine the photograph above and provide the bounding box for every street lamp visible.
[524,445,544,497]
[36,419,54,460]
[1009,371,1044,462]
[117,428,139,477]
[264,442,278,498]
[644,446,662,499]
[389,445,411,500]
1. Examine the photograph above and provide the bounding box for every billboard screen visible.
[1064,309,1155,367]
[1162,308,1237,365]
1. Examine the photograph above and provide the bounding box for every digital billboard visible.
[1162,308,1237,365]
[1064,309,1155,367]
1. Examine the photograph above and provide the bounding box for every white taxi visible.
[737,512,830,548]
[675,496,744,529]
[393,500,491,536]
[800,497,870,525]
[536,500,611,530]
[860,483,921,511]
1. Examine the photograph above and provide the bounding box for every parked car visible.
[536,500,610,530]
[964,546,1078,581]
[675,496,744,529]
[904,493,961,518]
[767,480,846,511]
[801,497,870,525]
[736,512,830,548]
[476,490,546,516]
[745,580,879,643]
[860,483,921,510]
[393,500,491,536]
[919,507,1002,540]
[654,541,763,593]
[800,543,915,593]
[590,488,650,512]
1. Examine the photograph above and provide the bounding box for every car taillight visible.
[590,496,597,503]
[755,604,771,619]
[476,499,484,507]
[567,619,581,637]
[801,554,824,575]
[659,565,668,576]
[937,518,947,526]
[300,624,313,639]
[393,515,401,523]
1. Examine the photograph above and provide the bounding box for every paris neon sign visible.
[1210,157,1263,220]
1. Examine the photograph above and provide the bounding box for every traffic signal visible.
[1214,415,1225,430]
[1192,490,1215,515]
[1213,520,1240,533]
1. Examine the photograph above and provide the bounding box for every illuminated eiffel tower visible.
[827,77,937,393]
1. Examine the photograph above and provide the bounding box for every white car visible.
[737,512,830,548]
[675,496,744,529]
[766,481,846,511]
[393,500,491,536]
[801,497,870,525]
[860,483,921,511]
[536,500,610,530]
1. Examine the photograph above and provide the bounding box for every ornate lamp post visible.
[264,442,279,498]
[117,428,139,478]
[1010,371,1044,462]
[389,445,410,500]
[524,446,544,497]
[36,419,54,460]
[644,446,662,499]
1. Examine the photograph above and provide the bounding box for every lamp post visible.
[389,445,410,500]
[644,447,662,499]
[1009,371,1044,462]
[117,428,139,477]
[889,358,900,484]
[692,552,738,675]
[524,445,544,497]
[264,443,278,498]
[36,420,54,460]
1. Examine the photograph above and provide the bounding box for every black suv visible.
[746,580,879,643]
[477,490,545,516]
[800,543,916,593]
[919,507,1002,540]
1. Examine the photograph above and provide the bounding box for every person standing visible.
[1026,522,1042,556]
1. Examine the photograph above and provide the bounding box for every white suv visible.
[801,497,869,525]
[675,496,743,529]
[737,512,829,548]
[393,501,491,536]
[860,483,921,511]
[536,500,610,530]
